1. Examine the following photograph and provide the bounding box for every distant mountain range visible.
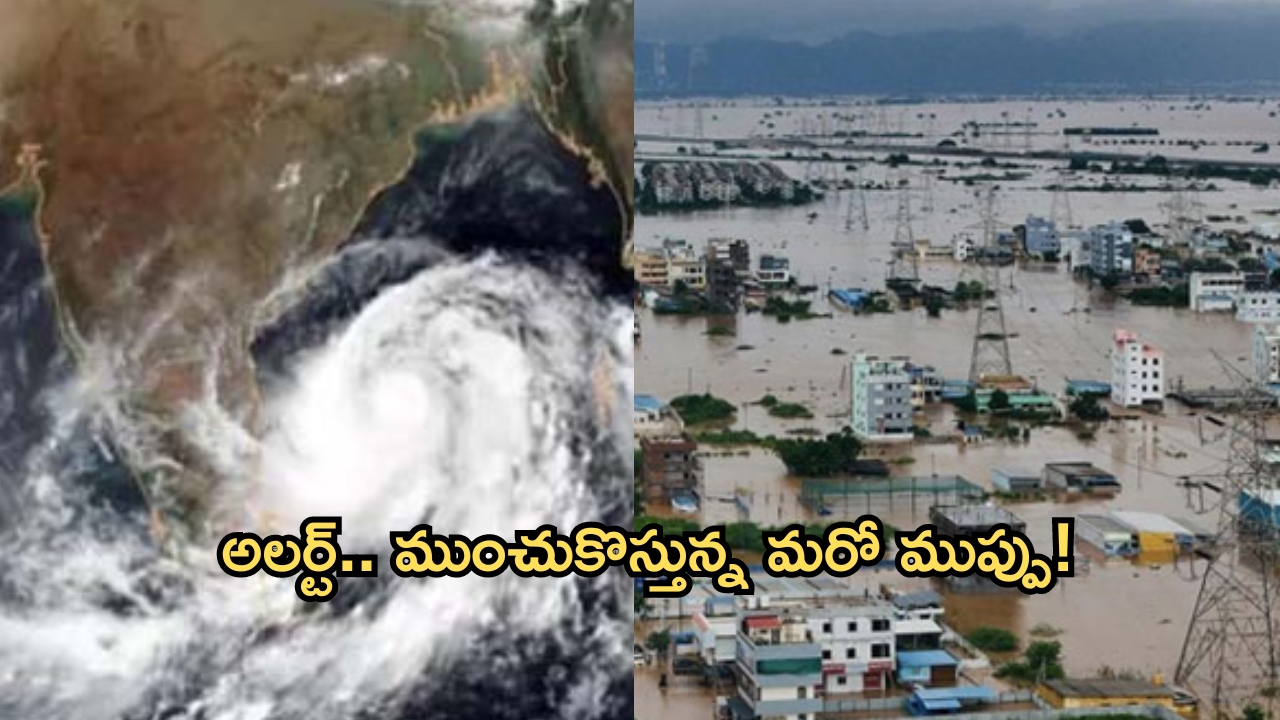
[637,19,1280,97]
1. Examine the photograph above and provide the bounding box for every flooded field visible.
[634,98,1280,719]
[638,96,1280,164]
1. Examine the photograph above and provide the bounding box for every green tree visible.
[670,394,736,426]
[646,630,671,657]
[1069,394,1109,422]
[995,640,1066,684]
[1024,641,1064,673]
[990,390,1011,412]
[966,627,1018,653]
[775,428,864,477]
[1241,705,1266,720]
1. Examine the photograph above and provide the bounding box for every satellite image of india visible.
[0,0,635,718]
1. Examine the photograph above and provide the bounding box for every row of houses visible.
[1020,215,1240,282]
[642,160,800,207]
[674,585,960,719]
[635,238,794,311]
[849,328,1163,447]
[675,551,1193,720]
[1179,272,1280,389]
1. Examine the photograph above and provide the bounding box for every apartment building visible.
[851,355,914,442]
[1110,328,1164,408]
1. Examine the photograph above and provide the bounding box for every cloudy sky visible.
[637,0,1279,43]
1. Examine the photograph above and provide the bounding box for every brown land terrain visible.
[0,0,508,533]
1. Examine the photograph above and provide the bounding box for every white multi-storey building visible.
[732,611,824,720]
[1237,290,1280,324]
[1111,329,1165,408]
[807,602,897,694]
[1190,272,1248,313]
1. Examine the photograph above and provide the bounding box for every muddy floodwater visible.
[634,98,1280,719]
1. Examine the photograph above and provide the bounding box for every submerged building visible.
[639,434,702,507]
[851,354,914,443]
[1110,329,1164,409]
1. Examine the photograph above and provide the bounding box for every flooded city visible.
[634,95,1280,720]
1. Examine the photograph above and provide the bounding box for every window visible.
[872,643,891,658]
[822,622,832,634]
[847,621,857,633]
[845,648,856,659]
[871,619,890,632]
[837,676,847,686]
[822,650,831,660]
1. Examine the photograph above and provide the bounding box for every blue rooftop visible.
[635,394,663,412]
[898,650,960,669]
[830,289,870,308]
[1066,379,1112,395]
[1265,250,1280,272]
[918,698,962,712]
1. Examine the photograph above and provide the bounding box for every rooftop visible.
[891,590,943,611]
[1042,678,1174,699]
[1078,514,1134,536]
[912,686,998,702]
[1046,462,1115,477]
[897,650,959,669]
[977,374,1033,392]
[932,504,1024,529]
[635,394,663,413]
[1111,511,1194,536]
[993,467,1040,479]
[804,599,895,619]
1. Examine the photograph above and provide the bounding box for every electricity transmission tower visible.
[889,172,918,283]
[1162,178,1205,247]
[1177,356,1280,717]
[687,46,707,94]
[968,185,1013,383]
[1050,142,1075,230]
[845,165,869,232]
[653,42,667,91]
[920,170,936,214]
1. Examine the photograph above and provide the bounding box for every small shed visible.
[897,649,959,688]
[907,686,997,715]
[1077,514,1137,557]
[992,467,1043,495]
[1043,462,1121,494]
[1111,511,1196,563]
